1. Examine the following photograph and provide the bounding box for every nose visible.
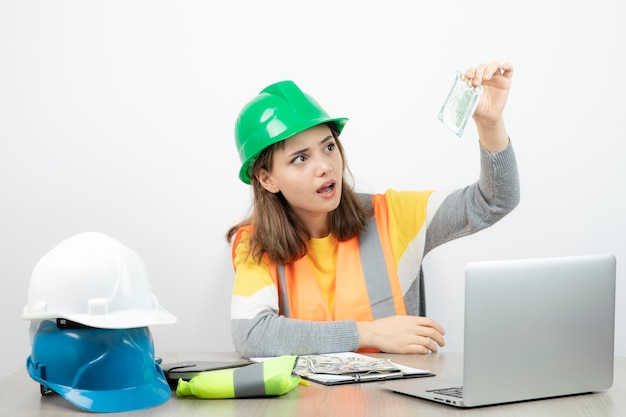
[315,158,332,177]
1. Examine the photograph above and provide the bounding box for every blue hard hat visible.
[26,320,171,412]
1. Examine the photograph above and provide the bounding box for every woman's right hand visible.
[356,315,446,354]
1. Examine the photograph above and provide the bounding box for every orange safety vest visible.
[235,193,407,322]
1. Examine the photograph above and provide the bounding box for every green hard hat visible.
[234,80,348,184]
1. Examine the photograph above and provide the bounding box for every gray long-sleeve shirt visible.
[231,142,520,358]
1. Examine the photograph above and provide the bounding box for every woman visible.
[227,61,519,358]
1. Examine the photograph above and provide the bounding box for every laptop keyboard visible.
[427,386,464,398]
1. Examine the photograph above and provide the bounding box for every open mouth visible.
[317,181,335,195]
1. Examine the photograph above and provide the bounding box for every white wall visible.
[1,0,625,381]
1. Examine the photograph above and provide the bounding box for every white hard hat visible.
[22,232,176,329]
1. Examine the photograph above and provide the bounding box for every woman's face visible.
[256,124,344,236]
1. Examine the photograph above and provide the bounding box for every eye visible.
[291,154,307,164]
[325,142,336,152]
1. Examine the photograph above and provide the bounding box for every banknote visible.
[295,354,401,375]
[437,71,483,137]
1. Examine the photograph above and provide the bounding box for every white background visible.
[1,0,625,381]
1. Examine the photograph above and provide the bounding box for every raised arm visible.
[424,61,519,255]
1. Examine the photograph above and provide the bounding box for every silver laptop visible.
[385,254,616,408]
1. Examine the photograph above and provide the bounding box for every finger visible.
[405,343,433,355]
[414,316,446,336]
[423,336,438,353]
[499,61,513,72]
[407,346,432,355]
[500,62,514,79]
[468,61,513,85]
[464,67,477,81]
[426,331,445,348]
[413,324,445,347]
[472,63,489,86]
[484,60,502,80]
[407,337,437,354]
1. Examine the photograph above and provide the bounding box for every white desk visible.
[2,352,624,416]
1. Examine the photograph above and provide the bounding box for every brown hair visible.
[226,127,369,265]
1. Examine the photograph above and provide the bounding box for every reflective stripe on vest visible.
[233,361,266,397]
[276,193,407,321]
